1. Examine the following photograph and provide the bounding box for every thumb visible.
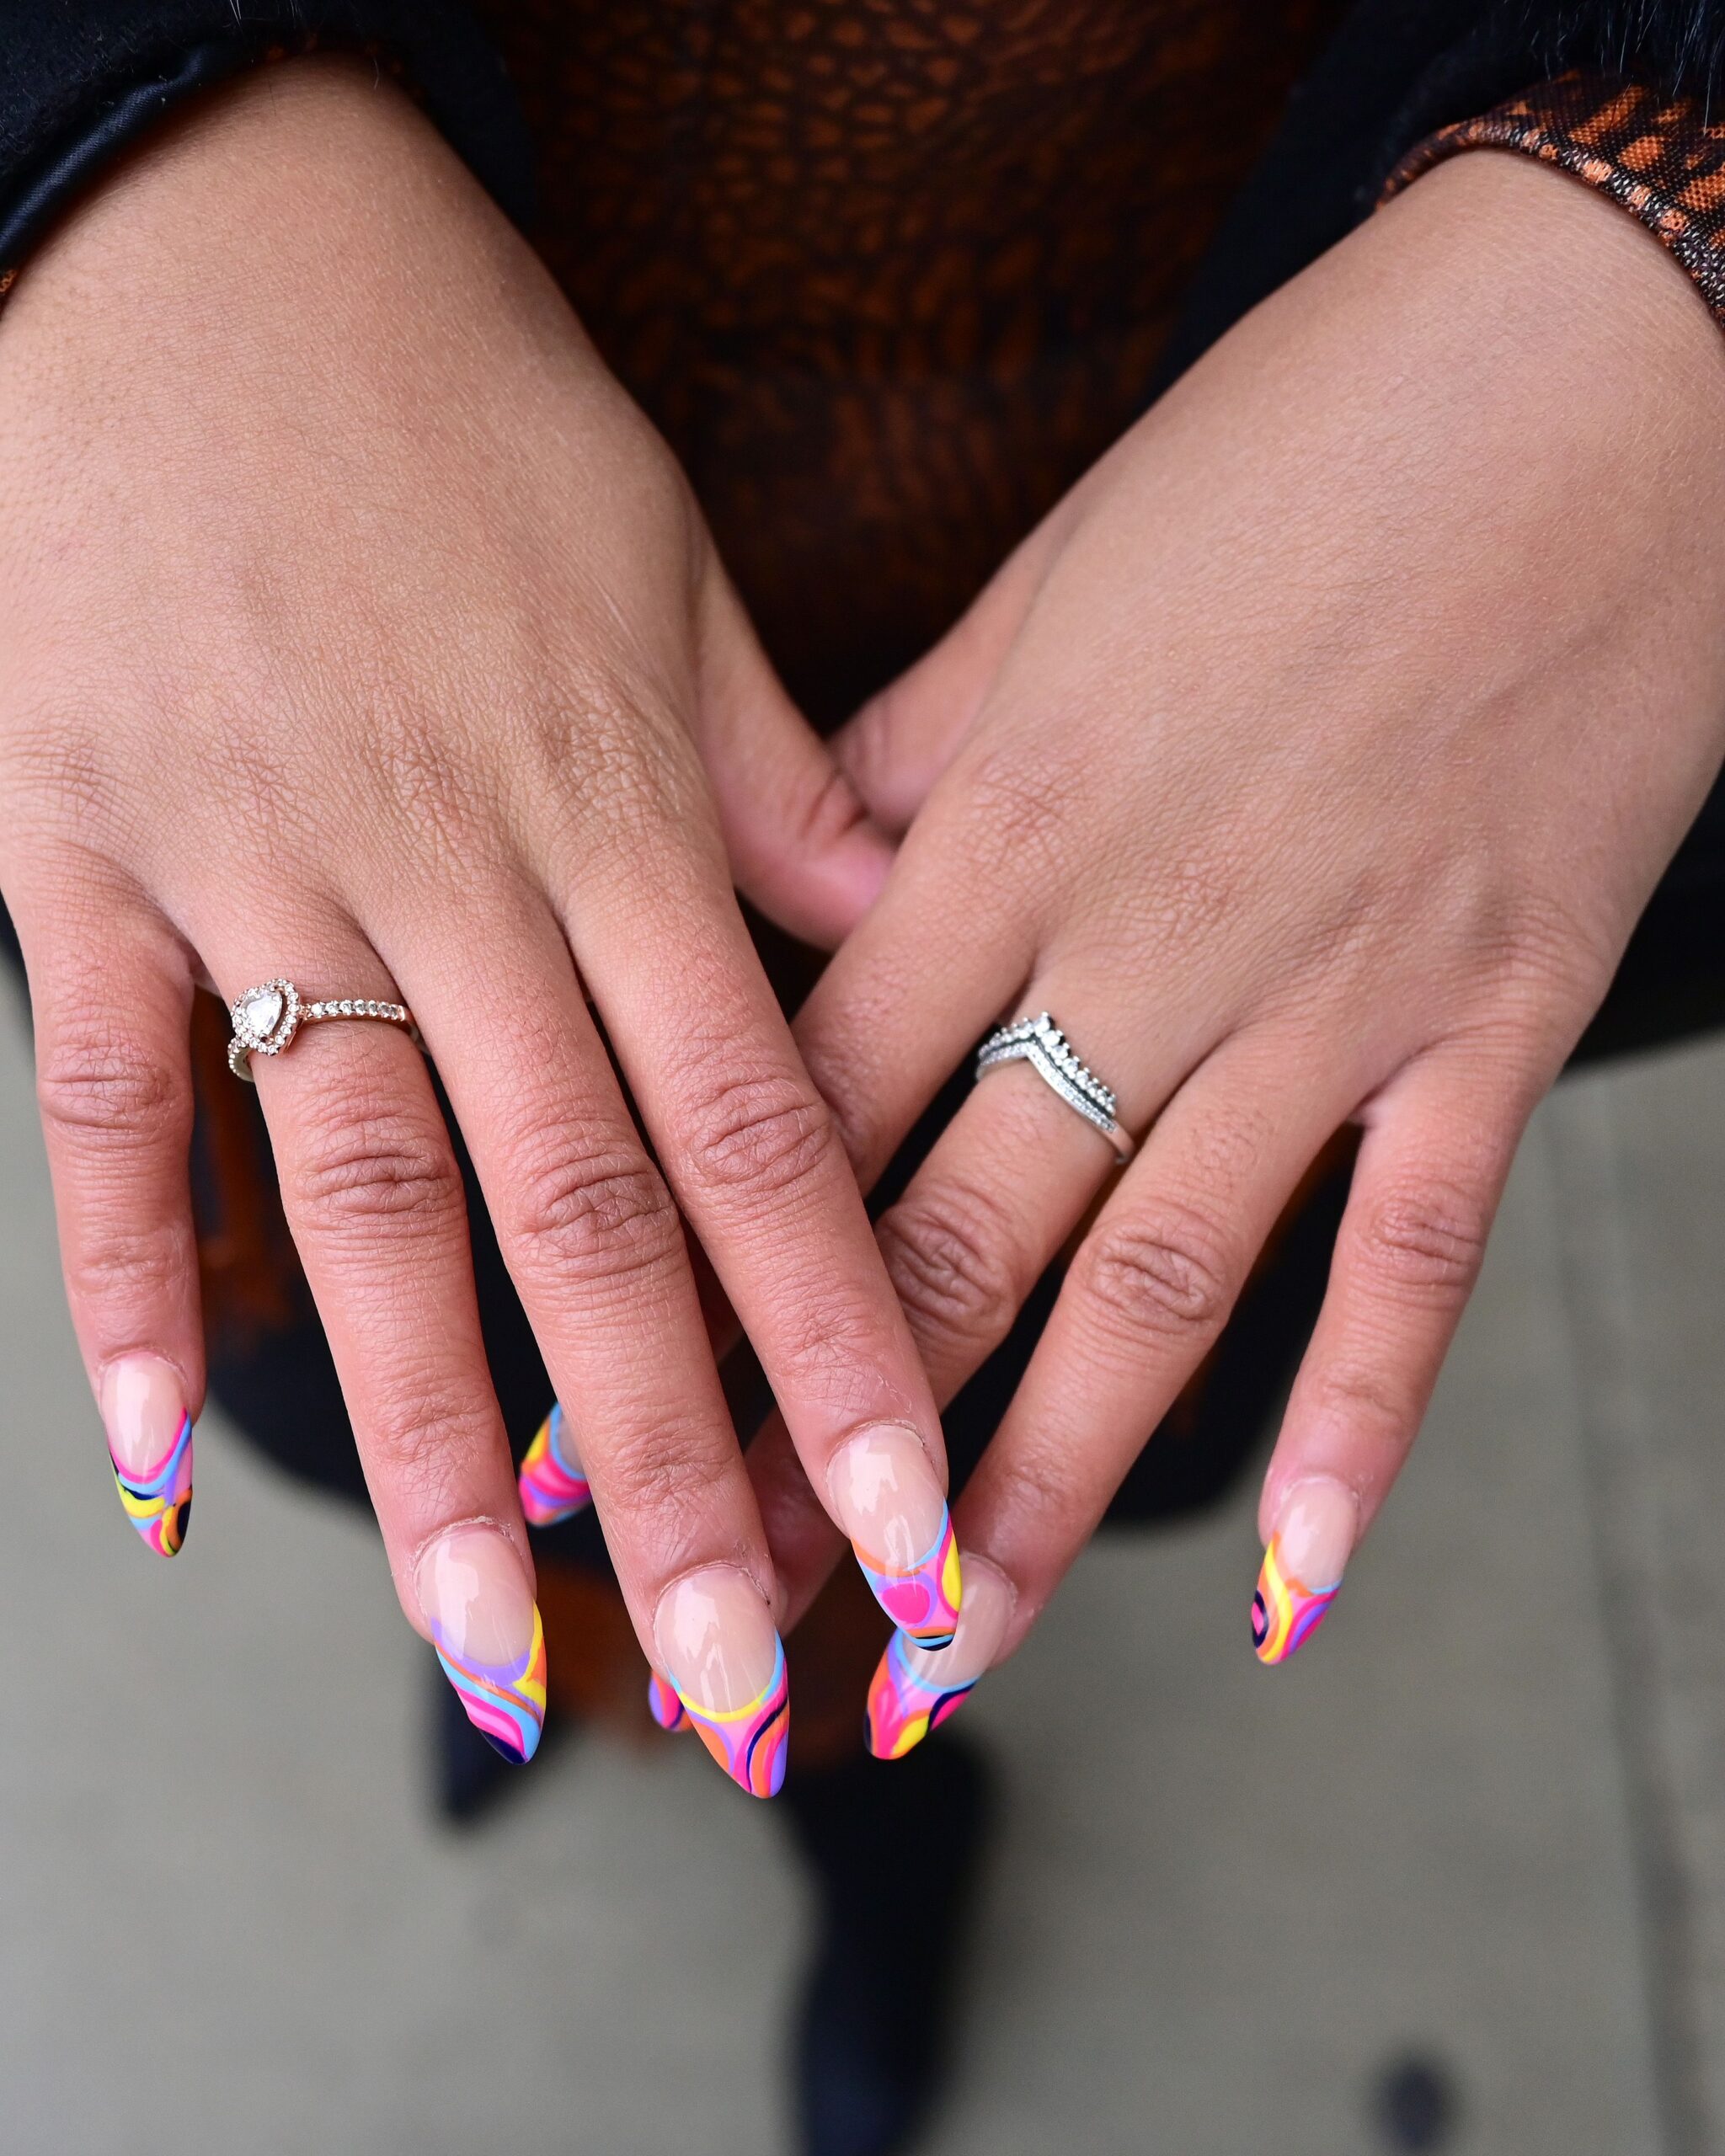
[830,515,1060,833]
[695,570,896,950]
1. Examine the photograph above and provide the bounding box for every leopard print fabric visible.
[467,0,1346,722]
[1386,70,1725,323]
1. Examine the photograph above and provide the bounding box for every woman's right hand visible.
[0,57,953,1793]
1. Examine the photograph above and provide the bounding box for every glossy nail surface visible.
[653,1566,788,1797]
[1252,1478,1358,1666]
[517,1401,591,1527]
[865,1556,1013,1759]
[828,1423,960,1648]
[417,1524,546,1763]
[101,1355,193,1557]
[647,1670,688,1732]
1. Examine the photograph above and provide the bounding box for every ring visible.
[975,1011,1135,1163]
[227,978,421,1083]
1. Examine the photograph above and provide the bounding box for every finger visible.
[793,799,1037,1193]
[407,902,788,1797]
[206,927,549,1766]
[756,986,1200,1631]
[558,798,975,1654]
[830,520,1060,833]
[862,1032,1351,1753]
[20,882,200,1557]
[1247,1049,1527,1666]
[693,568,895,949]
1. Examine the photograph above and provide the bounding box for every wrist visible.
[2,56,510,398]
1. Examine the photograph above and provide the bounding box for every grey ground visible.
[1,974,1720,2156]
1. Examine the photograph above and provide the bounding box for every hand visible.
[743,152,1725,1744]
[0,58,952,1792]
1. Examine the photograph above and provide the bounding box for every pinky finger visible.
[1252,1051,1531,1665]
[22,901,200,1556]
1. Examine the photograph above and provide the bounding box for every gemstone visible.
[240,988,285,1041]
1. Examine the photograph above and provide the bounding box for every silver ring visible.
[975,1011,1135,1163]
[227,979,421,1083]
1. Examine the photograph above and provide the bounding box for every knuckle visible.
[1356,1180,1488,1299]
[363,1400,496,1513]
[1077,1205,1236,1343]
[37,1029,186,1153]
[876,1182,1023,1353]
[505,1139,683,1288]
[961,744,1074,866]
[678,1067,836,1203]
[67,1219,195,1310]
[1311,1358,1418,1449]
[593,1418,734,1533]
[286,1099,464,1240]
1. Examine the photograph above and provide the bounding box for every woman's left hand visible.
[745,151,1725,1726]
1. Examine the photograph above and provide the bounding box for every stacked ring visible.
[975,1011,1135,1162]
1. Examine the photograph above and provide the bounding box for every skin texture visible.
[743,151,1725,1671]
[0,60,951,1689]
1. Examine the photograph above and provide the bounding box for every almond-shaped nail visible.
[416,1524,547,1764]
[647,1670,689,1732]
[828,1423,960,1648]
[652,1566,788,1798]
[1252,1478,1358,1666]
[865,1556,1013,1760]
[101,1355,193,1557]
[517,1401,591,1526]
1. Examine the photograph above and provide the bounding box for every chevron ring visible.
[974,1011,1135,1164]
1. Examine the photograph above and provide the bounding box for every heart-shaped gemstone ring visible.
[227,978,419,1081]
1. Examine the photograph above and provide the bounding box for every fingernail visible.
[651,1566,788,1798]
[865,1555,1013,1760]
[517,1401,592,1526]
[100,1355,193,1557]
[647,1670,688,1732]
[827,1423,960,1648]
[1252,1477,1359,1666]
[416,1524,547,1763]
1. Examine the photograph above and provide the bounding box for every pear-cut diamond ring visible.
[227,979,420,1082]
[975,1011,1135,1164]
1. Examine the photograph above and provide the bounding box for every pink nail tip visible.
[109,1411,193,1558]
[668,1639,788,1799]
[517,1403,591,1527]
[1252,1537,1340,1666]
[864,1630,980,1760]
[647,1671,688,1732]
[855,1509,961,1648]
[434,1605,547,1764]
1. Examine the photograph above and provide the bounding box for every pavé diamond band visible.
[974,1011,1135,1164]
[227,978,421,1082]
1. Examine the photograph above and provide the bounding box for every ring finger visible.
[200,910,553,1769]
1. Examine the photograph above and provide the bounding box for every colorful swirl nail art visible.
[864,1630,980,1760]
[110,1411,193,1558]
[855,1509,962,1649]
[1252,1535,1339,1666]
[647,1670,688,1732]
[435,1604,547,1764]
[668,1639,789,1798]
[517,1402,592,1527]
